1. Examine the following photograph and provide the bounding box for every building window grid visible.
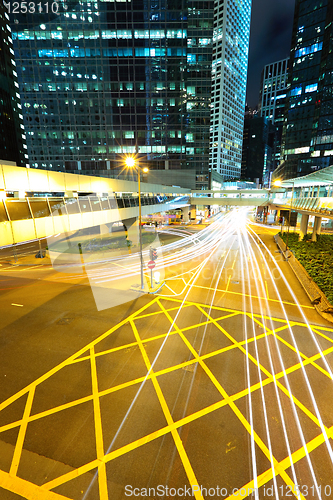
[11,0,250,178]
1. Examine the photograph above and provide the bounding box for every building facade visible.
[274,0,333,181]
[259,58,289,181]
[0,2,27,166]
[209,0,251,180]
[241,115,274,186]
[259,58,289,123]
[7,0,251,188]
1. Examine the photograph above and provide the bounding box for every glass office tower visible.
[274,0,333,180]
[259,58,289,181]
[0,2,27,166]
[209,0,251,180]
[8,0,251,187]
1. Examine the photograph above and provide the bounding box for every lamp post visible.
[285,181,295,255]
[125,156,148,290]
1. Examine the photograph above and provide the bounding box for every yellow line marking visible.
[9,387,35,476]
[163,283,178,295]
[311,326,333,343]
[2,296,333,497]
[226,419,333,499]
[249,314,333,411]
[69,312,238,365]
[41,358,328,496]
[212,309,329,431]
[130,319,204,500]
[0,297,160,414]
[70,343,139,364]
[134,303,192,320]
[159,296,315,324]
[157,300,304,498]
[0,469,71,499]
[40,336,333,495]
[195,305,330,497]
[191,284,314,309]
[0,326,271,436]
[225,275,231,291]
[90,347,109,500]
[274,332,333,380]
[11,303,23,307]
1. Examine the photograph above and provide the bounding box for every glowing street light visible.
[125,157,135,168]
[125,156,148,290]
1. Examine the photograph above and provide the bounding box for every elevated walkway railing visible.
[0,194,189,247]
[191,194,269,206]
[270,195,333,218]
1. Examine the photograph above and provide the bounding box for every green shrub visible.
[280,233,333,303]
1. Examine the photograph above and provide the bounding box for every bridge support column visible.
[181,207,190,222]
[311,216,322,242]
[122,217,139,246]
[299,214,309,240]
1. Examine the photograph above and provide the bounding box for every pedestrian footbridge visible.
[0,164,190,246]
[191,189,269,206]
[4,161,333,248]
[269,165,333,240]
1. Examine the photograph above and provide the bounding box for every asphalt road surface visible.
[0,211,333,500]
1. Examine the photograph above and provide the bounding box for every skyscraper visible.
[273,0,333,181]
[7,0,251,188]
[259,58,289,181]
[241,115,274,186]
[0,2,27,166]
[209,0,251,180]
[259,58,289,124]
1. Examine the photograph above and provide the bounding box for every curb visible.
[0,258,51,267]
[148,281,165,294]
[274,234,333,323]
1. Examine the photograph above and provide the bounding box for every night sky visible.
[246,0,296,108]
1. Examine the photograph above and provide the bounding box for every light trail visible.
[237,220,280,499]
[247,222,333,385]
[86,211,238,287]
[245,217,333,497]
[238,218,306,499]
[149,229,237,492]
[247,223,333,451]
[82,211,241,500]
[237,230,260,498]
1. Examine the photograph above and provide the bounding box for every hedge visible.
[280,232,333,303]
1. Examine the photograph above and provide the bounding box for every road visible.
[0,210,333,500]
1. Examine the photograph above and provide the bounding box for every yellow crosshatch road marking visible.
[130,320,204,500]
[156,300,306,500]
[0,296,333,499]
[9,387,35,477]
[90,346,109,500]
[190,284,315,309]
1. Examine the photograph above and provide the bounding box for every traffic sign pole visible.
[147,260,156,288]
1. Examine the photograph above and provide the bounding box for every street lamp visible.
[285,180,295,256]
[273,180,283,232]
[125,156,148,290]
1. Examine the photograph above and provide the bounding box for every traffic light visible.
[150,247,158,261]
